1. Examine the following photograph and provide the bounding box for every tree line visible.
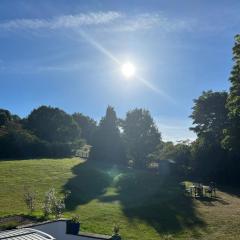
[0,105,161,168]
[188,34,240,185]
[0,106,88,158]
[150,35,240,185]
[0,34,239,186]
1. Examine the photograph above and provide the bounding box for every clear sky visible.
[0,0,239,142]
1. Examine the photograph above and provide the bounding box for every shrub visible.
[42,188,68,218]
[23,186,36,213]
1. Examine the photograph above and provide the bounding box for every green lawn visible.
[1,158,240,240]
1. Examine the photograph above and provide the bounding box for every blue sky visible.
[0,0,239,142]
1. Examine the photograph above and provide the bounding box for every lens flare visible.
[121,62,136,79]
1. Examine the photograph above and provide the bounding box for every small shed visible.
[158,159,176,176]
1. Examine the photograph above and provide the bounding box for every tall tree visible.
[190,91,229,182]
[222,34,240,152]
[72,113,97,144]
[220,34,240,184]
[123,109,161,168]
[90,106,126,164]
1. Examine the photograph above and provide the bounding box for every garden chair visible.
[206,182,216,197]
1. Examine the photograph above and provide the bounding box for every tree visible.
[190,91,229,182]
[72,113,97,144]
[0,106,83,159]
[122,109,161,168]
[222,34,240,152]
[0,109,11,126]
[26,106,81,143]
[172,143,191,176]
[0,127,44,159]
[190,90,228,142]
[219,34,240,184]
[191,136,229,182]
[90,106,126,164]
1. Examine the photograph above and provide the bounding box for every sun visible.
[121,62,136,79]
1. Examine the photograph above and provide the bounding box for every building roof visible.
[18,220,111,240]
[0,228,55,240]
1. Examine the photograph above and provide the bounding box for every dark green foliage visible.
[0,109,12,126]
[72,113,97,144]
[122,109,161,168]
[0,128,75,159]
[222,35,240,152]
[191,137,228,182]
[0,127,44,158]
[219,35,240,184]
[190,91,228,141]
[149,141,191,177]
[152,141,175,161]
[188,35,240,184]
[90,106,126,165]
[0,112,48,158]
[0,106,84,159]
[173,143,191,175]
[157,35,240,185]
[26,106,81,143]
[190,91,229,183]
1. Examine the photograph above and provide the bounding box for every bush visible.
[23,186,36,213]
[0,129,45,158]
[42,188,67,218]
[0,128,84,159]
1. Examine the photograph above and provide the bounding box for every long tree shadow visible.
[198,196,229,206]
[64,161,205,235]
[217,185,240,198]
[64,160,111,210]
[99,170,206,235]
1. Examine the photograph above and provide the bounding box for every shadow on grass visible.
[64,161,205,235]
[217,185,240,198]
[64,160,111,210]
[195,196,229,206]
[99,171,206,235]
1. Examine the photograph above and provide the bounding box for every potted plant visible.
[111,225,121,240]
[66,215,81,235]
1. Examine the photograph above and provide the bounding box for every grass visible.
[1,158,240,239]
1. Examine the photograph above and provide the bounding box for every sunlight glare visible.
[121,62,136,79]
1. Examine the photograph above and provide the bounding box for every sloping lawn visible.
[0,158,240,239]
